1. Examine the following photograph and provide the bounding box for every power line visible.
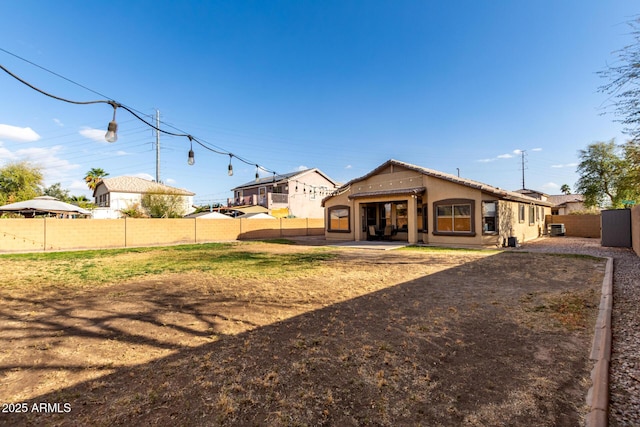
[0,50,282,178]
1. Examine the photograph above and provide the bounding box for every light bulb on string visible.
[228,154,233,176]
[255,165,260,182]
[105,102,119,143]
[187,136,195,165]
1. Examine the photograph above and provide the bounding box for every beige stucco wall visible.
[324,164,549,247]
[501,201,549,245]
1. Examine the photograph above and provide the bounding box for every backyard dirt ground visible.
[0,242,606,426]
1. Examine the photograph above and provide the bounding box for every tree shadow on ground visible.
[0,251,604,427]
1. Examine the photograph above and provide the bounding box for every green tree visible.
[560,184,571,195]
[141,191,187,218]
[0,161,43,205]
[69,195,95,209]
[84,168,109,191]
[43,183,70,201]
[575,140,637,208]
[599,19,640,144]
[120,202,147,218]
[598,18,640,205]
[623,140,640,190]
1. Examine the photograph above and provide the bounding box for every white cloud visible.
[133,172,155,181]
[0,124,41,142]
[551,163,578,169]
[53,118,64,127]
[115,150,129,156]
[165,178,177,185]
[0,144,81,186]
[17,146,79,181]
[79,127,107,143]
[345,164,352,169]
[69,179,90,192]
[532,148,543,152]
[296,165,308,171]
[478,149,524,162]
[0,142,13,163]
[541,182,560,190]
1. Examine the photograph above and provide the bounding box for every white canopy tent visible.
[0,196,92,217]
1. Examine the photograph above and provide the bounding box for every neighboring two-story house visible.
[92,176,195,219]
[229,168,340,218]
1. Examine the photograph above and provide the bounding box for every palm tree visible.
[84,168,109,191]
[69,195,94,209]
[560,184,572,195]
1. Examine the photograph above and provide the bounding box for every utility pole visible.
[155,110,160,183]
[520,150,527,189]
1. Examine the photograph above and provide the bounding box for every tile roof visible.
[547,194,585,206]
[232,168,339,190]
[96,176,195,196]
[324,159,554,206]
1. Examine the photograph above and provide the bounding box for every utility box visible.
[507,236,518,247]
[549,224,566,236]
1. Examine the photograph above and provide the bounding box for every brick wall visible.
[0,219,46,251]
[545,214,601,238]
[0,218,325,253]
[632,206,640,257]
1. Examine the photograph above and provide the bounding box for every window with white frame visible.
[529,205,535,225]
[482,201,497,233]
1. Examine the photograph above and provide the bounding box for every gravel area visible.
[519,237,640,427]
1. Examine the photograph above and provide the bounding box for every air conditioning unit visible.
[549,223,565,236]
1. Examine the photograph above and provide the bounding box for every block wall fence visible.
[545,214,602,238]
[0,218,325,253]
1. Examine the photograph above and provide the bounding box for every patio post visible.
[408,195,418,244]
[354,201,362,241]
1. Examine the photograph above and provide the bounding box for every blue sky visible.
[0,1,638,205]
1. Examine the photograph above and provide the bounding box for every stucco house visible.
[322,159,553,247]
[547,194,586,215]
[514,188,549,201]
[228,168,340,218]
[92,176,195,219]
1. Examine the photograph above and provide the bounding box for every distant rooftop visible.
[95,176,195,196]
[547,194,585,206]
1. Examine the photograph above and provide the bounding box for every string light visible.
[187,136,195,165]
[105,101,119,142]
[0,60,283,181]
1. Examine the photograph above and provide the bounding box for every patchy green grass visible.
[258,238,298,245]
[0,242,336,290]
